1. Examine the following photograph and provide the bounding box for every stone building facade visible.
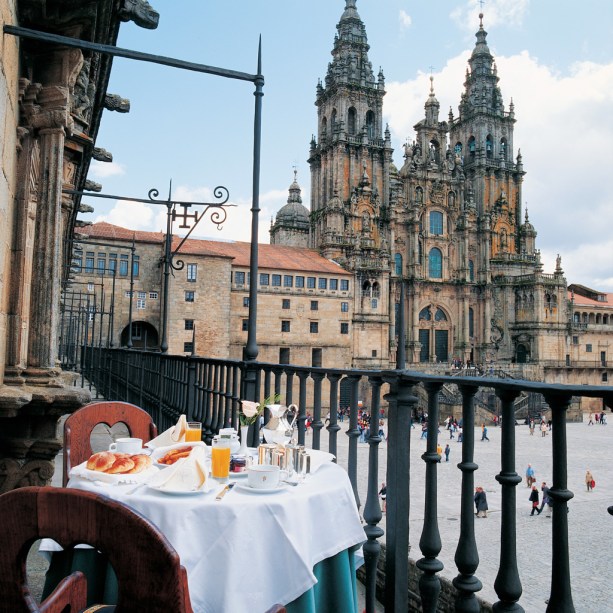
[0,0,159,491]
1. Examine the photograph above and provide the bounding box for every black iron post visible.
[160,199,173,353]
[127,238,136,348]
[396,279,406,369]
[108,268,117,347]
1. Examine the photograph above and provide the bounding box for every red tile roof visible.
[76,222,164,244]
[568,290,612,307]
[79,222,349,275]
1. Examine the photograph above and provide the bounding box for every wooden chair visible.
[63,401,158,486]
[0,486,193,612]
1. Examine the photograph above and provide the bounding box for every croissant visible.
[86,451,116,472]
[105,456,135,474]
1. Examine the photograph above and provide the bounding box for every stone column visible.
[25,86,71,376]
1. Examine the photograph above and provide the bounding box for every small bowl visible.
[247,464,280,489]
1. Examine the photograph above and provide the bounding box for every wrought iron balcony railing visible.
[76,346,612,613]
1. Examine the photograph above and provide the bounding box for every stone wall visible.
[357,543,493,612]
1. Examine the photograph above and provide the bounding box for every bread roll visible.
[86,451,116,472]
[125,454,153,474]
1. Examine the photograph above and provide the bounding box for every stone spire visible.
[325,0,376,90]
[458,13,505,118]
[425,75,440,125]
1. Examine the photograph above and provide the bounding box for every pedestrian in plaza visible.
[444,444,450,462]
[525,464,535,487]
[540,421,547,437]
[378,482,387,513]
[538,482,552,517]
[587,413,594,425]
[529,419,535,435]
[481,424,490,442]
[437,443,443,462]
[420,424,428,439]
[529,485,541,515]
[585,469,595,492]
[457,426,463,443]
[474,486,488,518]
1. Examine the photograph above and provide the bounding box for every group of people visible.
[587,412,608,425]
[527,418,552,436]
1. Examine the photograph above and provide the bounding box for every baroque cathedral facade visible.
[271,0,569,371]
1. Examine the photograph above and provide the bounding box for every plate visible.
[151,442,208,468]
[147,483,209,496]
[233,482,287,495]
[229,471,249,479]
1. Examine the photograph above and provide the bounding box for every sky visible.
[83,0,613,291]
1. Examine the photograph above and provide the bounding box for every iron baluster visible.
[311,371,325,450]
[452,383,482,612]
[346,374,362,508]
[383,372,416,613]
[363,375,384,613]
[326,373,341,459]
[417,382,444,612]
[544,392,575,613]
[297,371,309,446]
[493,389,523,612]
[202,363,214,442]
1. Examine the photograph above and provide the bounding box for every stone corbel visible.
[119,0,160,29]
[104,94,130,113]
[93,147,113,162]
[29,85,73,135]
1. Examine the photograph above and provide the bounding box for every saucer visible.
[234,483,287,495]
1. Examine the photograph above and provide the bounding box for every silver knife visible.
[215,482,235,501]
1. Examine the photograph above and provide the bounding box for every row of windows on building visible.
[233,271,350,291]
[393,251,475,281]
[239,319,350,335]
[573,312,611,325]
[75,252,140,277]
[123,290,158,309]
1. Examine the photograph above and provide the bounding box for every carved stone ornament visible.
[104,94,131,113]
[93,147,113,162]
[119,0,160,29]
[430,180,444,205]
[0,458,55,493]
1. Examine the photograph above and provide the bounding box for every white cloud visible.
[399,10,412,29]
[94,200,159,230]
[88,160,126,179]
[450,0,530,30]
[384,51,613,291]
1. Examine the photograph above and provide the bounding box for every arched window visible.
[454,142,462,155]
[429,139,440,163]
[362,280,371,297]
[415,186,423,204]
[468,136,476,159]
[394,253,403,276]
[573,312,580,323]
[365,110,375,140]
[596,314,602,324]
[331,109,337,135]
[582,313,588,323]
[516,344,528,364]
[321,117,327,140]
[348,107,357,135]
[469,307,474,337]
[428,248,443,279]
[372,281,380,298]
[419,306,432,321]
[486,134,493,159]
[604,314,609,325]
[435,308,447,321]
[469,260,475,282]
[500,137,507,160]
[430,211,443,235]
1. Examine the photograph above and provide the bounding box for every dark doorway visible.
[120,321,159,349]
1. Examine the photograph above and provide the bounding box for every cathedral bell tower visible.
[308,0,392,369]
[448,13,526,269]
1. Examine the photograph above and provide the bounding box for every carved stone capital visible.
[0,458,56,492]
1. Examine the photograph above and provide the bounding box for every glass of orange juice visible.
[211,437,231,482]
[185,422,202,442]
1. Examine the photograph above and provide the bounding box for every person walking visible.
[585,470,594,492]
[540,421,548,437]
[481,425,490,441]
[378,482,387,513]
[529,419,535,436]
[526,464,535,487]
[457,426,463,443]
[474,486,488,518]
[437,443,443,462]
[538,482,552,517]
[529,485,541,515]
[444,444,450,462]
[588,413,594,425]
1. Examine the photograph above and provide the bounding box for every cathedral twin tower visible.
[271,1,565,369]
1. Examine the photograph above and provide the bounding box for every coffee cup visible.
[247,464,280,489]
[109,437,143,454]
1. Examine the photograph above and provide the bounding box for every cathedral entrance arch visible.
[418,305,451,363]
[120,321,159,349]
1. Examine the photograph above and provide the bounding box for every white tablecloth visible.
[47,461,364,613]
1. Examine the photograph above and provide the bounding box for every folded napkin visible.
[145,414,188,449]
[147,445,211,492]
[306,449,335,474]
